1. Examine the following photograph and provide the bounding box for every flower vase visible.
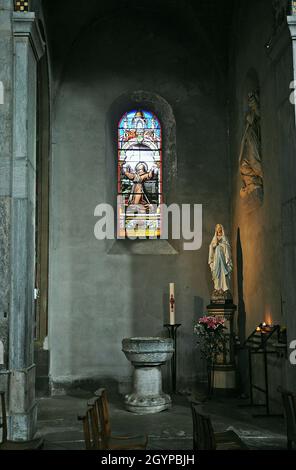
[207,359,215,398]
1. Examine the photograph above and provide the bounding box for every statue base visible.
[207,300,237,392]
[212,366,236,391]
[210,289,233,304]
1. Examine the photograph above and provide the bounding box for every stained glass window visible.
[15,0,29,12]
[117,110,162,238]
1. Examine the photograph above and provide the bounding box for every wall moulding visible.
[13,12,45,60]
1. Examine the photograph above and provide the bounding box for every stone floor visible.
[36,389,288,450]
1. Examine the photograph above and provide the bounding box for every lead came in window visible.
[117,110,162,239]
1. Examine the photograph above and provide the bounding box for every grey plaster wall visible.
[48,8,231,391]
[229,0,296,403]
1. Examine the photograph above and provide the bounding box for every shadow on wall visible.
[194,296,204,318]
[237,227,246,342]
[236,227,249,395]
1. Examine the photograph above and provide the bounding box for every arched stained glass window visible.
[117,110,162,238]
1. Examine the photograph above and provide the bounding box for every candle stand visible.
[239,324,284,418]
[164,324,181,393]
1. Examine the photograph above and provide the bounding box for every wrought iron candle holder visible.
[164,323,181,394]
[240,323,284,417]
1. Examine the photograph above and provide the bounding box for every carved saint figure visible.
[266,0,289,48]
[122,161,158,209]
[272,0,289,34]
[208,224,233,297]
[239,91,263,201]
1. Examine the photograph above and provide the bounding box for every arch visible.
[54,3,227,95]
[106,90,178,254]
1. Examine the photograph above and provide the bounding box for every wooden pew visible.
[78,388,147,450]
[191,402,248,450]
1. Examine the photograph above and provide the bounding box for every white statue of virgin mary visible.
[208,224,233,295]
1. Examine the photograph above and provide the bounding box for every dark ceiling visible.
[41,0,236,79]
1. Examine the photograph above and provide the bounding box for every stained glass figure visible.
[118,110,162,238]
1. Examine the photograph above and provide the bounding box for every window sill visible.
[107,239,178,255]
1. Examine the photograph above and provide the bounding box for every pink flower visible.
[198,315,225,330]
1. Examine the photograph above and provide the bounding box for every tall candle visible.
[169,283,175,325]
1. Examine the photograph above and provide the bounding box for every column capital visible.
[13,12,45,60]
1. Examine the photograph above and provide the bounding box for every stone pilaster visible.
[286,15,296,392]
[288,16,296,124]
[0,0,14,420]
[8,12,44,441]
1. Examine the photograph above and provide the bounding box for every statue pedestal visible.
[207,301,237,392]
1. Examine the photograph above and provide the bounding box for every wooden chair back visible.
[80,389,147,451]
[278,387,296,443]
[94,389,112,448]
[191,403,216,450]
[0,392,8,444]
[81,389,111,450]
[78,407,98,450]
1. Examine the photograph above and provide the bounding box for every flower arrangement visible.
[194,315,227,364]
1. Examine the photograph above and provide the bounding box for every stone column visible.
[284,16,296,392]
[0,0,14,408]
[288,16,296,124]
[8,12,44,440]
[267,10,296,393]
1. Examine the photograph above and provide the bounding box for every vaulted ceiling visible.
[42,0,235,74]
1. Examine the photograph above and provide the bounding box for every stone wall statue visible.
[239,91,263,210]
[266,0,289,49]
[273,0,289,34]
[208,224,233,303]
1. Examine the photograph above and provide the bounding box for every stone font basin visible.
[122,336,174,414]
[122,337,174,366]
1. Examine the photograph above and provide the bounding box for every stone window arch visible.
[106,91,178,254]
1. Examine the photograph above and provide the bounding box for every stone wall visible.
[1,0,295,407]
[229,0,296,406]
[48,5,231,392]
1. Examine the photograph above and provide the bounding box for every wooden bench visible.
[0,392,44,450]
[78,388,147,450]
[191,402,248,450]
